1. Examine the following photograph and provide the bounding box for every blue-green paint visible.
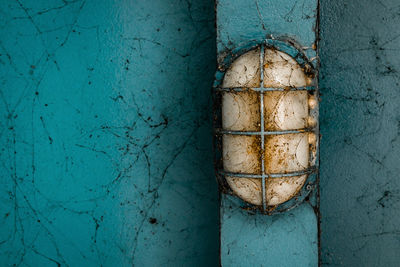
[0,0,218,266]
[221,196,318,266]
[217,0,317,58]
[217,0,319,266]
[320,1,400,266]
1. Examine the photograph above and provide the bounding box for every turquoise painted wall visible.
[3,0,400,266]
[0,1,218,266]
[320,0,400,266]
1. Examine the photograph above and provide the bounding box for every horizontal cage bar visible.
[215,86,315,92]
[215,128,315,135]
[219,167,316,179]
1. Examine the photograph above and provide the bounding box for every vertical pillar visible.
[216,1,319,266]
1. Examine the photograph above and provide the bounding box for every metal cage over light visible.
[213,39,319,215]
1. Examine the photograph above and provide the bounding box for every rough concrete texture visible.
[320,0,400,266]
[0,1,218,266]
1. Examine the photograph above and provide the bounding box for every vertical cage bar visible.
[259,44,266,212]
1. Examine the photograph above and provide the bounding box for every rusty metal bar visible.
[216,86,315,92]
[215,128,313,135]
[219,167,316,179]
[260,44,267,212]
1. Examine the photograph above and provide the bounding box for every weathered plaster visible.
[0,0,218,266]
[320,0,400,266]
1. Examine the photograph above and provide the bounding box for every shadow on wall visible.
[0,0,218,266]
[122,1,219,266]
[320,0,400,266]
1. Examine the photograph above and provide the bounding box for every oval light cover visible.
[215,43,318,214]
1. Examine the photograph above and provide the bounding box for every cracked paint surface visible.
[217,0,317,58]
[320,0,400,266]
[221,199,317,266]
[0,0,218,266]
[217,0,319,266]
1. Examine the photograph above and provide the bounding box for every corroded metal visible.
[214,39,319,215]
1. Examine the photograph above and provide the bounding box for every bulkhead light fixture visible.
[214,40,319,215]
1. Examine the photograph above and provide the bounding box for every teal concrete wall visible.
[0,1,218,266]
[217,1,319,266]
[3,0,400,266]
[320,0,400,266]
